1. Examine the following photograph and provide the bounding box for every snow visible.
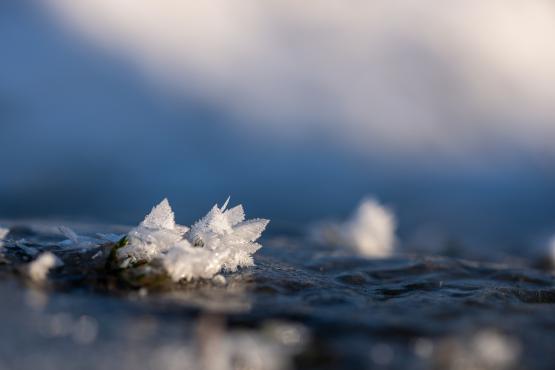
[0,227,8,240]
[95,233,125,243]
[28,252,63,283]
[116,198,191,266]
[312,198,396,258]
[340,198,396,257]
[161,246,231,281]
[116,198,269,281]
[0,227,8,248]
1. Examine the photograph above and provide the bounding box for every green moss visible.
[105,235,129,271]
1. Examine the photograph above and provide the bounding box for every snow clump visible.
[28,252,63,283]
[312,198,396,258]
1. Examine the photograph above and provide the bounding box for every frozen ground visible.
[1,223,555,370]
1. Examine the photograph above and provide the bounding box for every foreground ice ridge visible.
[116,198,269,281]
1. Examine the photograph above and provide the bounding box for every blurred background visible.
[1,0,555,251]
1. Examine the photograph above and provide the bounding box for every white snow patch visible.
[116,198,269,281]
[434,329,521,370]
[0,227,8,248]
[213,274,227,285]
[43,1,555,160]
[313,198,396,258]
[28,252,63,283]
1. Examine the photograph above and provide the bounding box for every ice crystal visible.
[116,198,269,281]
[341,198,396,257]
[58,226,103,249]
[28,252,63,283]
[116,198,190,266]
[16,241,39,257]
[434,329,521,370]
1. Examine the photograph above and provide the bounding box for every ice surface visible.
[58,226,118,250]
[312,198,396,257]
[16,241,39,257]
[59,226,96,249]
[28,252,63,283]
[2,222,555,370]
[116,199,269,281]
[95,233,125,243]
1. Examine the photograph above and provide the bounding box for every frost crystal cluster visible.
[312,198,396,258]
[116,199,269,281]
[340,198,396,257]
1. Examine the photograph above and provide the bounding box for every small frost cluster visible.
[0,227,8,248]
[28,252,63,283]
[116,199,269,281]
[312,198,396,258]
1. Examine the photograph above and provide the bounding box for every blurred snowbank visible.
[41,0,555,157]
